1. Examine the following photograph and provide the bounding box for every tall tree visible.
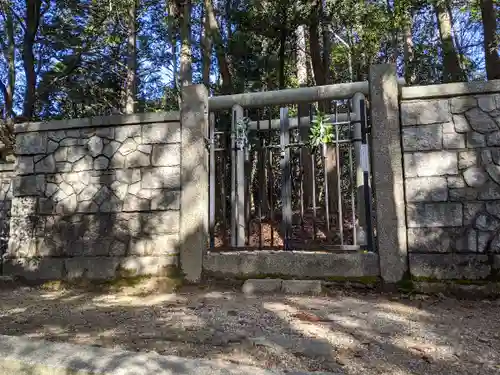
[124,0,138,114]
[0,2,15,118]
[22,0,43,119]
[179,0,192,86]
[480,0,500,80]
[434,0,465,82]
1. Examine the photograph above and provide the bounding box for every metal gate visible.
[207,94,375,252]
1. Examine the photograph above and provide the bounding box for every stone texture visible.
[65,257,120,280]
[451,96,477,113]
[8,114,183,282]
[401,99,450,125]
[409,254,491,280]
[369,64,407,283]
[281,280,322,295]
[204,251,380,278]
[404,152,457,177]
[453,114,471,133]
[465,107,498,133]
[15,133,47,155]
[179,85,209,283]
[463,167,488,187]
[406,203,463,228]
[3,257,64,280]
[402,125,442,151]
[242,279,282,294]
[405,177,447,202]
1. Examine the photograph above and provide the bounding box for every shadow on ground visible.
[0,284,498,375]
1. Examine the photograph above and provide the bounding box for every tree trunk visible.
[22,0,42,119]
[124,0,137,114]
[308,19,325,86]
[434,1,465,82]
[179,0,192,87]
[2,4,15,118]
[278,26,287,89]
[403,9,415,84]
[480,0,500,80]
[204,0,232,93]
[321,0,331,85]
[296,24,313,210]
[202,8,212,87]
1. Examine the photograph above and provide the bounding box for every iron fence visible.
[207,91,375,252]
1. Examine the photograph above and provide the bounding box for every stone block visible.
[11,197,37,216]
[407,227,456,253]
[114,125,141,142]
[406,202,463,228]
[465,107,498,133]
[479,182,500,200]
[3,257,64,280]
[281,280,322,295]
[15,156,34,175]
[128,234,179,256]
[453,114,471,133]
[449,187,478,201]
[443,132,465,149]
[142,123,181,144]
[404,152,457,177]
[242,279,282,294]
[151,190,181,210]
[125,150,151,168]
[15,133,47,155]
[203,251,380,278]
[409,254,491,280]
[152,144,181,166]
[405,177,447,202]
[402,124,442,151]
[447,176,466,188]
[463,166,488,187]
[451,96,477,113]
[468,131,487,147]
[118,256,178,277]
[65,257,120,280]
[458,151,479,169]
[12,175,45,197]
[487,131,500,146]
[477,95,497,112]
[141,167,181,189]
[401,99,450,125]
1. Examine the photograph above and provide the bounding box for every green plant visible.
[309,112,334,149]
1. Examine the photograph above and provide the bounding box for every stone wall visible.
[401,82,500,280]
[0,164,13,260]
[5,113,184,281]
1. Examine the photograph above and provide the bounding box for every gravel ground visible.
[0,284,498,375]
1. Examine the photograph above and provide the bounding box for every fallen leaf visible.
[292,311,331,322]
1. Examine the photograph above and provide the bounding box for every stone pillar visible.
[180,85,209,283]
[369,64,408,283]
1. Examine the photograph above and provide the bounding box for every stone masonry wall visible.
[401,88,500,280]
[0,164,13,260]
[5,113,182,281]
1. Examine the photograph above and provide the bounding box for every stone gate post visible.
[369,64,408,284]
[180,85,209,283]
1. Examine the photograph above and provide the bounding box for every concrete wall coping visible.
[401,79,500,100]
[14,111,180,134]
[0,334,302,375]
[0,163,14,172]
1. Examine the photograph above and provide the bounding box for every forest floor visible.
[0,284,498,375]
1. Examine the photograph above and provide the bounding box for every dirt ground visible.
[0,284,499,375]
